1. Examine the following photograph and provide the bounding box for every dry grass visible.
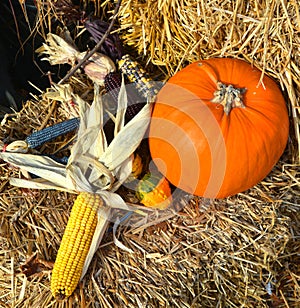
[0,0,300,307]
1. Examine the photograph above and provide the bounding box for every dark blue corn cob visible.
[28,155,69,179]
[47,154,69,165]
[104,72,145,121]
[118,54,161,100]
[26,117,80,149]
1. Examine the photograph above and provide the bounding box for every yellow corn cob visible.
[50,192,103,300]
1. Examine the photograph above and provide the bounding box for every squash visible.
[148,58,289,198]
[125,153,144,183]
[136,172,172,209]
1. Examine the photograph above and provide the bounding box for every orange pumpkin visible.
[148,58,289,198]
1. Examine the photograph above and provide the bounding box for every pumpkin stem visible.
[211,82,246,115]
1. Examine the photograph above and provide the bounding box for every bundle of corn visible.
[119,0,300,160]
[0,9,174,303]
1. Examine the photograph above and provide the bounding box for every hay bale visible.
[119,0,300,160]
[0,1,299,307]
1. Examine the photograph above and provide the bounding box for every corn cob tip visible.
[117,54,159,99]
[54,291,68,301]
[5,140,28,153]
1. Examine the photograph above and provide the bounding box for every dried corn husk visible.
[36,30,116,85]
[0,81,151,193]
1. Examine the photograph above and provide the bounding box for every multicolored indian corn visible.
[118,54,160,100]
[50,192,103,300]
[104,72,145,121]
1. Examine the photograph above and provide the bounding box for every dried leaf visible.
[9,177,71,192]
[0,152,75,191]
[36,31,116,85]
[21,252,54,278]
[81,206,111,280]
[114,74,127,136]
[43,83,73,103]
[36,32,79,65]
[113,216,134,253]
[100,103,152,170]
